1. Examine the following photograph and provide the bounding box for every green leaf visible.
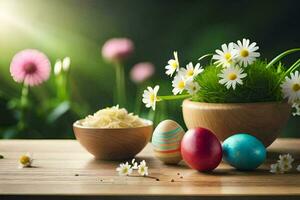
[266,48,300,68]
[46,101,70,124]
[198,53,213,61]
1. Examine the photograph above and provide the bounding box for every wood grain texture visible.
[0,139,300,198]
[182,99,291,147]
[73,120,153,160]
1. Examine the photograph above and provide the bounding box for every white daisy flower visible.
[218,65,247,90]
[278,154,294,165]
[180,62,204,79]
[172,73,187,95]
[270,163,284,174]
[281,71,300,103]
[185,81,200,95]
[279,162,292,172]
[54,60,62,75]
[234,38,260,67]
[116,162,133,176]
[19,153,33,168]
[292,103,300,116]
[297,165,300,172]
[212,42,237,68]
[62,57,71,71]
[137,160,149,176]
[131,158,138,170]
[142,85,160,110]
[165,51,179,77]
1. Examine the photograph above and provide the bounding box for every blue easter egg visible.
[222,133,266,170]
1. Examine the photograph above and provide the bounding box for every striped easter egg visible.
[152,120,185,164]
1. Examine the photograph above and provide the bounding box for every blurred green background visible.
[0,0,299,139]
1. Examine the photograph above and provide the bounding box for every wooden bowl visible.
[182,99,291,147]
[73,119,153,160]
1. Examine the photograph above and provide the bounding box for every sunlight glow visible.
[0,1,38,36]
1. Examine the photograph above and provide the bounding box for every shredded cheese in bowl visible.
[80,105,147,128]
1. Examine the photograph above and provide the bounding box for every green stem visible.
[115,62,126,107]
[147,109,155,122]
[18,84,29,131]
[282,59,300,78]
[266,48,300,68]
[198,53,213,61]
[20,84,29,107]
[56,74,68,101]
[134,85,142,114]
[158,94,191,101]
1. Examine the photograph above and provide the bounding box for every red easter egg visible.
[181,127,222,171]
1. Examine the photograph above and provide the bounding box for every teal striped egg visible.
[152,120,185,164]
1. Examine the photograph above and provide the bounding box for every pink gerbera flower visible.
[10,49,51,87]
[130,62,155,83]
[102,38,134,62]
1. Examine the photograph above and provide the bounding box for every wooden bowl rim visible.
[73,118,153,130]
[183,99,290,107]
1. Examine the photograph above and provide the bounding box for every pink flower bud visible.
[101,38,134,62]
[130,62,155,83]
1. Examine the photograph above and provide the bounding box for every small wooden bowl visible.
[182,99,291,147]
[73,119,153,160]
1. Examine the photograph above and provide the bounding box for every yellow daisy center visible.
[122,168,128,174]
[187,70,194,76]
[224,53,232,61]
[275,165,281,171]
[282,163,289,169]
[19,155,30,165]
[292,83,300,92]
[240,49,249,57]
[171,61,178,69]
[178,81,185,89]
[150,94,155,102]
[228,73,237,81]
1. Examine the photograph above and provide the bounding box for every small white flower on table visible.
[279,162,293,172]
[131,158,138,170]
[270,154,294,174]
[218,65,247,90]
[297,165,300,172]
[138,160,149,176]
[278,154,294,165]
[116,162,133,176]
[19,153,33,168]
[277,153,294,172]
[142,85,160,111]
[165,51,180,77]
[270,163,284,174]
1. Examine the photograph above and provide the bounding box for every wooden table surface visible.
[1,139,300,200]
